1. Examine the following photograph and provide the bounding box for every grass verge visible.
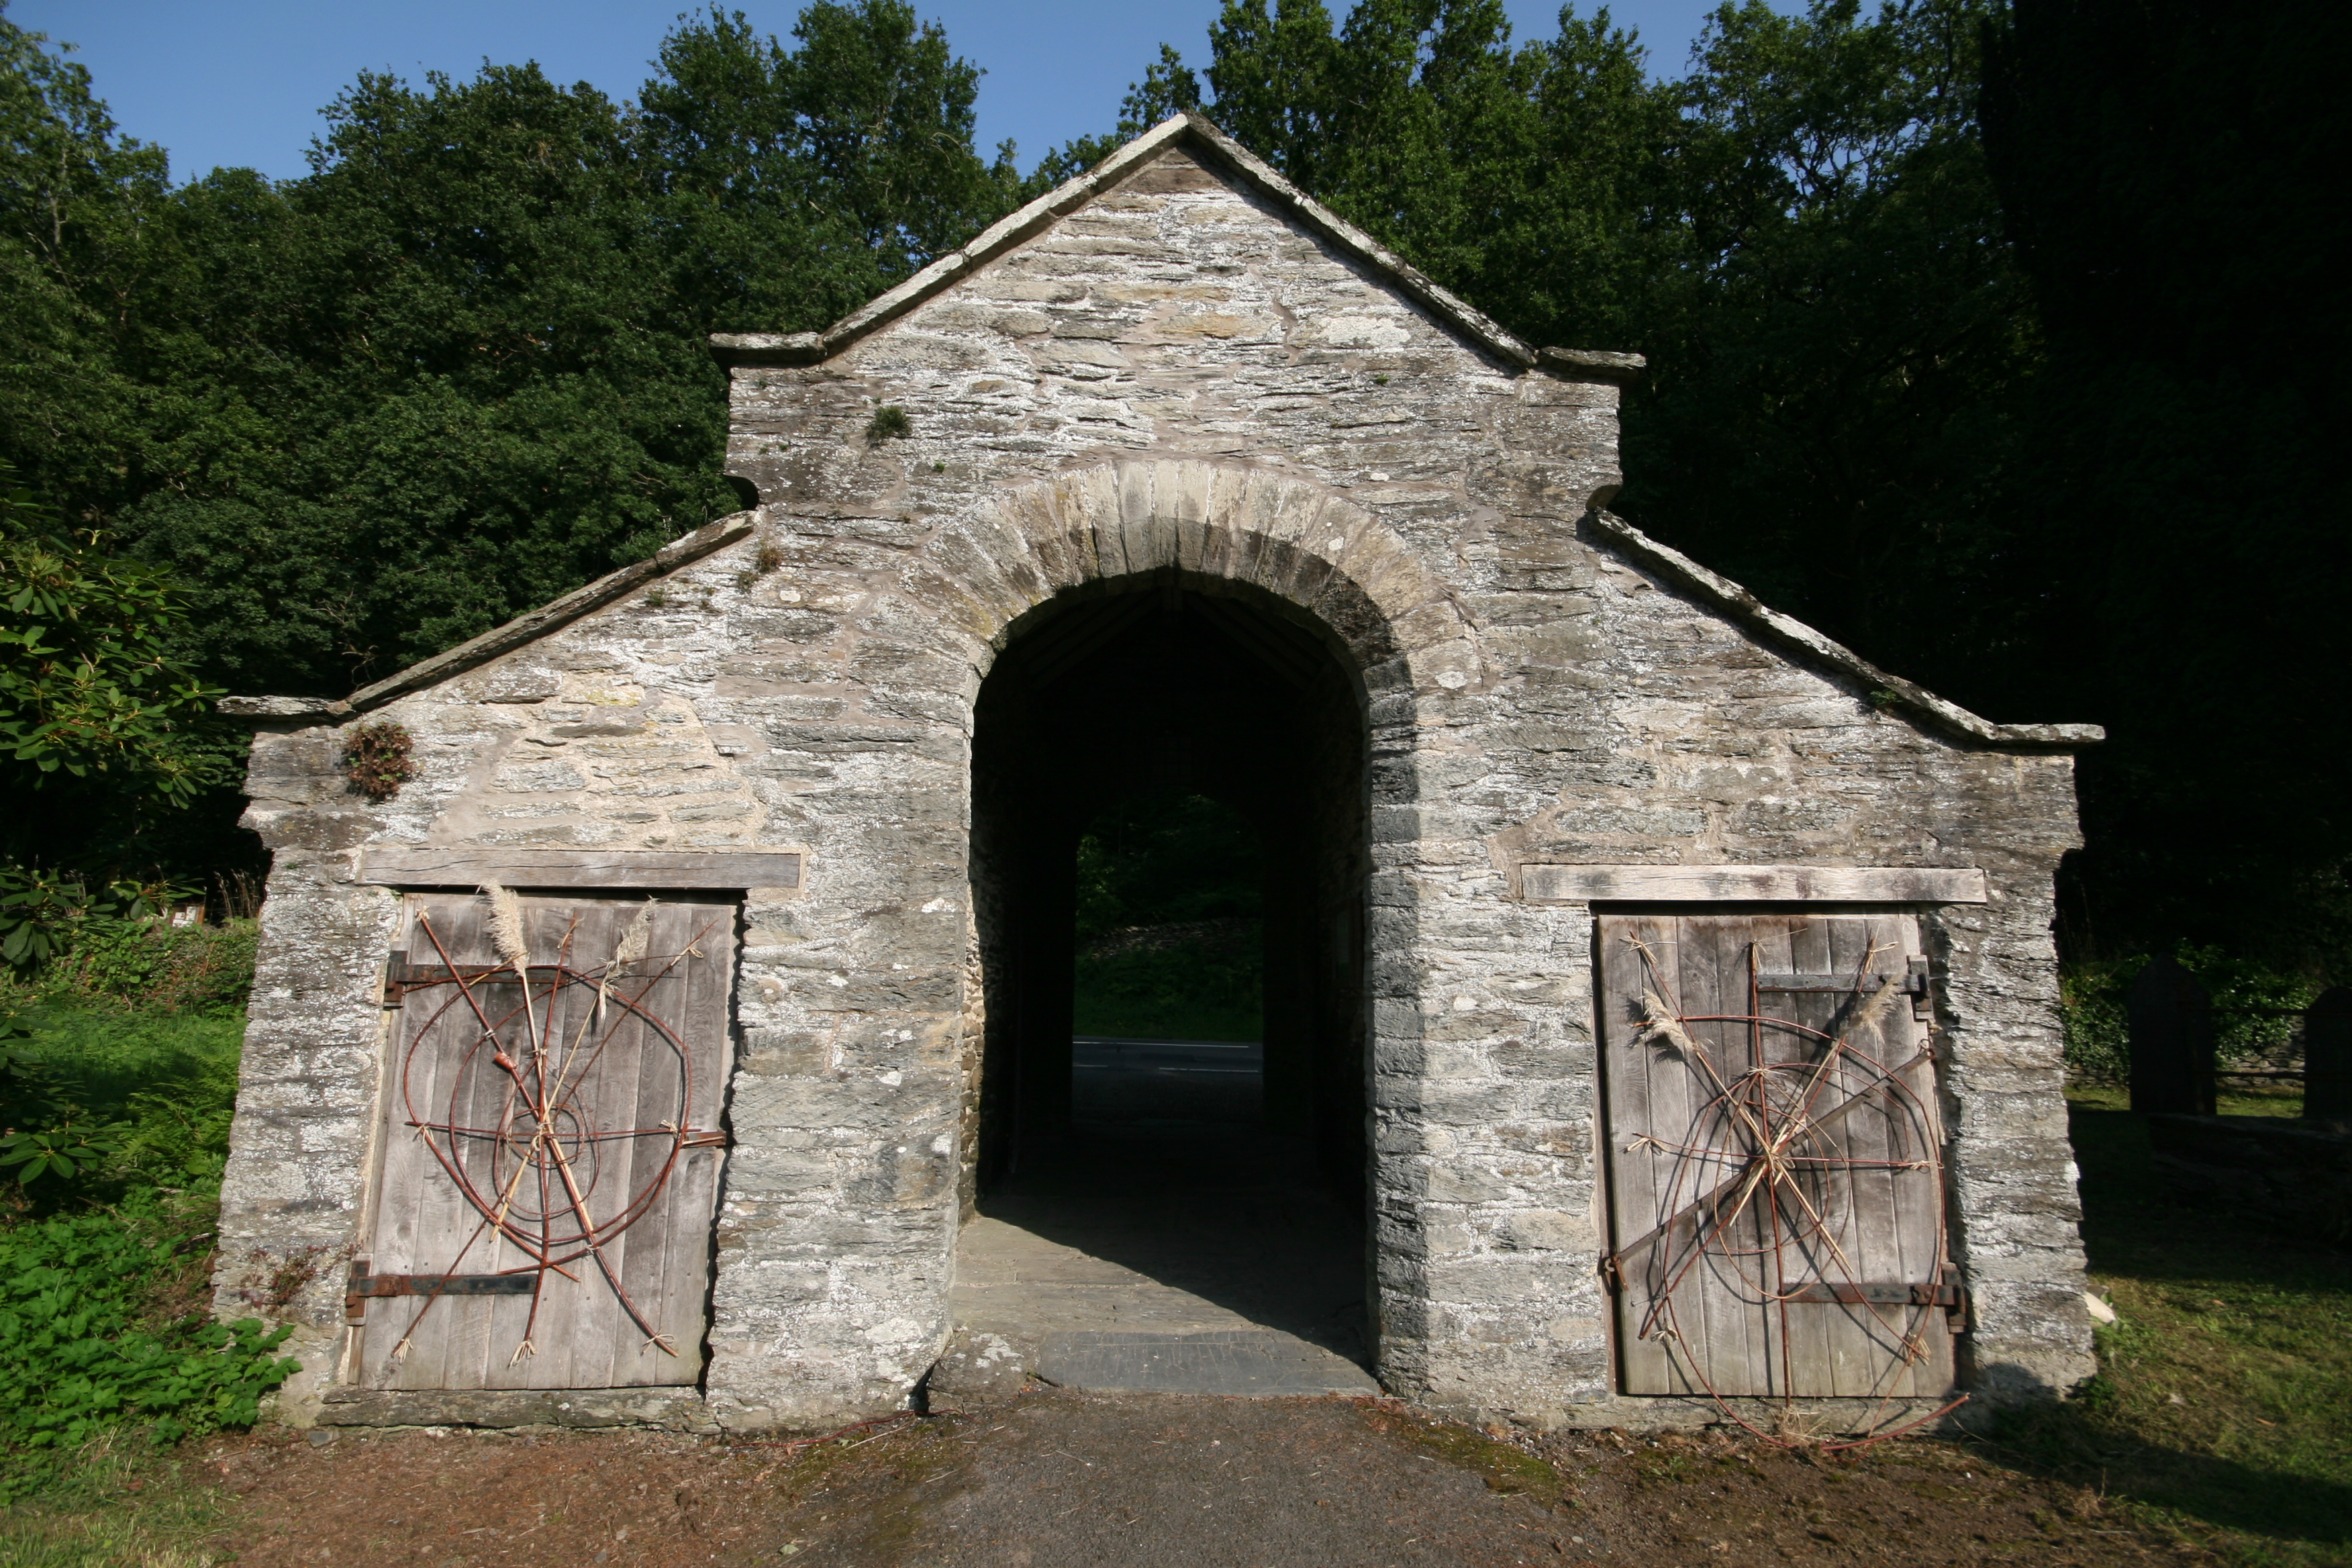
[0,1436,230,1566]
[1990,1095,2352,1565]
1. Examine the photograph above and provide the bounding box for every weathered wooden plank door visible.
[354,892,735,1390]
[1597,913,1956,1400]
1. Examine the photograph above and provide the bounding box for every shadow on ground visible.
[1975,1104,2352,1559]
[973,1115,1369,1365]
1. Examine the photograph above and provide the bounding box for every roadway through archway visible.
[952,575,1377,1396]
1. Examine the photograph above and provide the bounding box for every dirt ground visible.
[198,1391,2205,1568]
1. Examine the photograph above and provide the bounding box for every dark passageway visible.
[957,575,1376,1392]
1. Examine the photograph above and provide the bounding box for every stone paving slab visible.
[1036,1329,1380,1396]
[943,1118,1373,1402]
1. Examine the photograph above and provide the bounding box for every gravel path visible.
[207,1392,2192,1568]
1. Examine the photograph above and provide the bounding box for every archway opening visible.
[961,574,1373,1387]
[1071,789,1265,1123]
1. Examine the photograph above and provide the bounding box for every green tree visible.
[0,464,222,965]
[113,61,731,691]
[0,3,175,519]
[1982,0,2352,964]
[640,2,1024,332]
[1622,0,2045,701]
[1,1,1026,699]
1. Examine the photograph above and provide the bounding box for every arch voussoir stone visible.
[940,460,1471,679]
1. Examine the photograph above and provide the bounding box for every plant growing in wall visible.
[865,405,911,444]
[342,720,415,801]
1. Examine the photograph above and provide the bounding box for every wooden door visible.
[353,892,735,1390]
[1597,913,1956,1400]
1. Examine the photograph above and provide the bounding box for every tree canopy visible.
[0,0,2339,972]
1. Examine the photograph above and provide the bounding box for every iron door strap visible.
[344,1261,538,1322]
[1749,969,1934,1002]
[1599,1260,1967,1314]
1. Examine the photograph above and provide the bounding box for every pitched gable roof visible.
[219,116,2097,748]
[706,111,1644,384]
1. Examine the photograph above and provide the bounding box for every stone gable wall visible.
[215,140,2094,1432]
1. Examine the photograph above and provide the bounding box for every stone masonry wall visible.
[215,134,2095,1432]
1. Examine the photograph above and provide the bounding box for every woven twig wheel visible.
[1629,936,1952,1437]
[391,910,713,1359]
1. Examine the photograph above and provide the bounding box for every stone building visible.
[213,113,2101,1434]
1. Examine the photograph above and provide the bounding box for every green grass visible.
[1992,1094,2352,1565]
[2067,1081,2308,1118]
[0,1435,230,1565]
[7,1003,242,1123]
[1072,932,1262,1042]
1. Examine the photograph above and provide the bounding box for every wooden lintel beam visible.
[359,847,803,891]
[1519,864,1988,904]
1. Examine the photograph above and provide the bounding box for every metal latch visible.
[1906,957,1934,1020]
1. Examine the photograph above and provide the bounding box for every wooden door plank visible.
[657,904,733,1381]
[1871,914,1934,1399]
[565,898,672,1390]
[475,905,546,1391]
[1654,912,1722,1397]
[601,903,679,1389]
[547,901,625,1391]
[365,897,446,1385]
[394,899,500,1389]
[499,901,609,1391]
[1777,913,1843,1395]
[1753,917,1835,1401]
[1614,914,1681,1394]
[443,948,530,1391]
[1597,916,1674,1394]
[362,893,732,1392]
[1881,916,1951,1394]
[1679,916,1765,1396]
[1808,916,1874,1397]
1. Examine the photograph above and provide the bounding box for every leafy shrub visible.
[0,1023,128,1187]
[2059,944,2322,1086]
[0,867,185,977]
[2179,941,2322,1063]
[2060,958,2140,1083]
[0,1193,295,1479]
[40,916,257,1014]
[1074,923,1263,1042]
[1,1006,242,1194]
[0,462,222,811]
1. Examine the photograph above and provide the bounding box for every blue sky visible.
[11,0,1739,185]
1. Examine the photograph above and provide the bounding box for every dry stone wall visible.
[215,130,2095,1432]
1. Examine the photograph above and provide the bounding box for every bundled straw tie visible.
[482,882,529,969]
[1636,991,1702,1056]
[598,898,656,1028]
[481,881,540,1052]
